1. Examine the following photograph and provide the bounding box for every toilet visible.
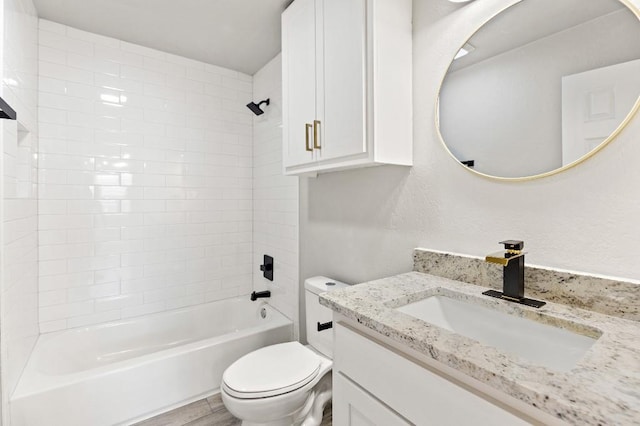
[221,276,348,426]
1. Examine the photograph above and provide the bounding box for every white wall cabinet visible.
[333,322,547,426]
[281,0,412,176]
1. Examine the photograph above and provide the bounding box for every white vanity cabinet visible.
[333,322,548,426]
[281,0,412,176]
[334,373,410,426]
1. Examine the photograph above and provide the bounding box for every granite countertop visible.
[320,272,640,426]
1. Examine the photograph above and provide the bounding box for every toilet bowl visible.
[221,342,332,426]
[221,277,348,426]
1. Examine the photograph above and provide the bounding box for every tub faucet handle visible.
[259,255,274,281]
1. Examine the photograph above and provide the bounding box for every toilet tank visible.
[304,276,349,359]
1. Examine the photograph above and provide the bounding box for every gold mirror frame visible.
[435,0,640,182]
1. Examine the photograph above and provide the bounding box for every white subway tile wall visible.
[2,0,40,410]
[38,20,254,332]
[252,55,300,338]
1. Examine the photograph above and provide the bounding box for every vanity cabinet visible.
[281,0,412,176]
[333,322,537,425]
[334,373,410,426]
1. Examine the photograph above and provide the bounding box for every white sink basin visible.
[395,295,597,372]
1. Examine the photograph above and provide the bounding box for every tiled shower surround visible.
[252,55,300,338]
[37,20,255,332]
[2,0,39,412]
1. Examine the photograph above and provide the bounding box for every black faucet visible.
[250,290,271,301]
[484,240,545,308]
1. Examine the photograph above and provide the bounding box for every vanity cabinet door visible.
[334,322,533,425]
[334,372,411,426]
[282,0,317,168]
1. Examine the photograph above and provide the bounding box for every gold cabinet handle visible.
[313,120,321,149]
[305,123,313,152]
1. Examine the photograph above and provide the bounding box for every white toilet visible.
[221,276,348,426]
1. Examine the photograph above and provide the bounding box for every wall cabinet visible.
[333,322,544,426]
[281,0,412,176]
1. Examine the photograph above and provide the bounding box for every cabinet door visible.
[282,0,317,168]
[318,0,367,162]
[335,323,535,425]
[334,373,410,426]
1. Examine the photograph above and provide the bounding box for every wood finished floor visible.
[132,393,332,426]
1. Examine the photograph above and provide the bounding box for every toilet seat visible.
[222,342,321,399]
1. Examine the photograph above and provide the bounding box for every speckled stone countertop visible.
[413,249,640,321]
[320,272,640,425]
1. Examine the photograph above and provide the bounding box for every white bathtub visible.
[11,298,292,426]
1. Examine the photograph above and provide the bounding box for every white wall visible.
[440,9,640,177]
[300,0,640,298]
[37,20,255,332]
[252,54,300,338]
[0,0,39,420]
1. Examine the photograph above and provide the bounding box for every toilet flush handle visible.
[317,321,333,332]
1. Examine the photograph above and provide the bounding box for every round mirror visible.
[437,0,640,179]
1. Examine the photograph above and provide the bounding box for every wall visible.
[252,54,300,338]
[0,0,39,420]
[37,20,254,332]
[440,9,640,177]
[300,0,640,331]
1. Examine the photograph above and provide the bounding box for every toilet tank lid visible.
[304,276,349,295]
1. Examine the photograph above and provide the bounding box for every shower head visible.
[246,98,270,116]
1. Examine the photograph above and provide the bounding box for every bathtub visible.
[11,298,292,426]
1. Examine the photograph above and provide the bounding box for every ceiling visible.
[33,0,292,75]
[33,0,633,76]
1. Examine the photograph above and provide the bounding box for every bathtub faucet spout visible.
[250,290,271,301]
